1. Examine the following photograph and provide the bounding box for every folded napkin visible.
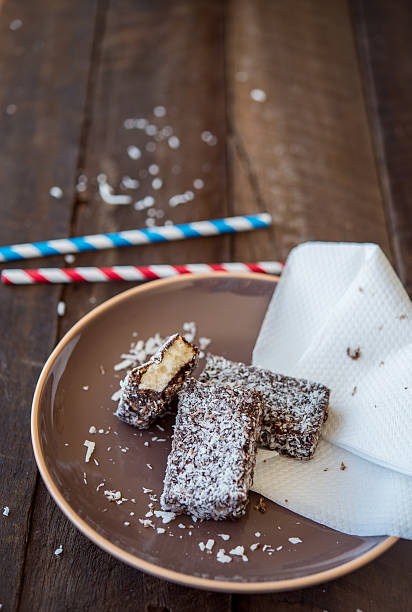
[251,242,412,538]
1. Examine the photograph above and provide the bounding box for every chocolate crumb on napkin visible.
[251,242,412,538]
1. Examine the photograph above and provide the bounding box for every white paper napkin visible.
[251,242,412,538]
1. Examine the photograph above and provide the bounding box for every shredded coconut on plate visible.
[154,510,176,524]
[83,440,95,463]
[216,549,231,563]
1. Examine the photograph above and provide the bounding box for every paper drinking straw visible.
[1,262,284,284]
[0,214,272,262]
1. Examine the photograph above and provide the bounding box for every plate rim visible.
[31,272,397,593]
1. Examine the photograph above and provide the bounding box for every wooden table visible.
[1,1,411,610]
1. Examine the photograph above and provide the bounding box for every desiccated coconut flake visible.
[54,545,63,556]
[193,178,204,190]
[254,532,261,538]
[127,145,141,160]
[250,88,267,102]
[83,440,95,463]
[178,523,186,529]
[276,546,283,551]
[154,510,176,524]
[50,186,63,199]
[216,549,232,564]
[146,464,153,470]
[123,522,130,526]
[9,19,23,30]
[153,106,166,118]
[104,490,122,502]
[3,507,9,517]
[157,527,166,534]
[57,301,66,317]
[82,385,89,391]
[152,178,163,190]
[88,426,96,434]
[205,539,215,551]
[218,533,230,541]
[142,487,153,494]
[288,537,303,545]
[198,542,206,552]
[168,136,180,149]
[229,546,244,556]
[250,543,260,551]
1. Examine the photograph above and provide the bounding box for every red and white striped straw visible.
[1,262,284,285]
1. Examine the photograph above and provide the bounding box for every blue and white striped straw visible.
[0,214,271,262]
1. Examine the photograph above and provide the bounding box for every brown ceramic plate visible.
[31,273,396,592]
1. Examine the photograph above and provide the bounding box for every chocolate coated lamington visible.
[160,379,264,520]
[116,333,199,429]
[199,354,330,460]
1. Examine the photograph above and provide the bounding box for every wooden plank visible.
[0,1,98,610]
[226,0,391,264]
[235,539,412,611]
[226,0,409,610]
[19,1,232,610]
[350,0,412,294]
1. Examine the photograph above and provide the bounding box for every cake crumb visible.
[254,497,267,513]
[346,346,361,360]
[351,386,357,396]
[139,518,154,528]
[340,462,347,471]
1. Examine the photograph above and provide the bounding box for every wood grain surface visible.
[0,1,98,610]
[0,0,410,610]
[351,0,412,294]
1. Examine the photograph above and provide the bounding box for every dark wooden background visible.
[0,0,411,610]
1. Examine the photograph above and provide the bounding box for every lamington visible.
[160,378,264,520]
[116,333,199,429]
[199,354,330,460]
